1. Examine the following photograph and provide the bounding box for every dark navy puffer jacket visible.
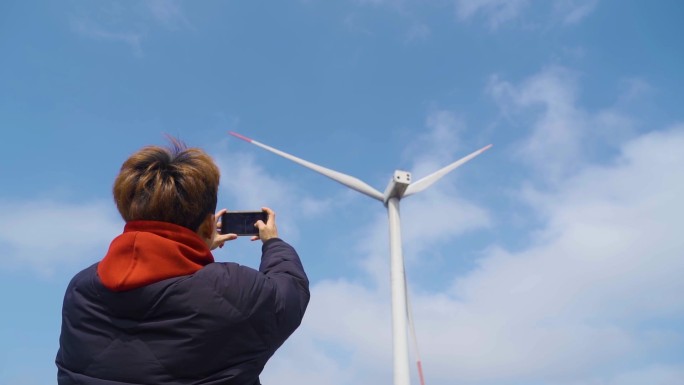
[56,233,309,385]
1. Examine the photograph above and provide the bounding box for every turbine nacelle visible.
[384,170,412,203]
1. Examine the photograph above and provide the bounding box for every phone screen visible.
[221,211,267,236]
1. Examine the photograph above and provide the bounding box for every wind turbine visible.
[229,131,492,385]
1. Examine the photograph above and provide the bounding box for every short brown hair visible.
[113,137,220,231]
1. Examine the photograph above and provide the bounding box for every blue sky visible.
[1,0,683,384]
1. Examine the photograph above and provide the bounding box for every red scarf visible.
[98,221,214,292]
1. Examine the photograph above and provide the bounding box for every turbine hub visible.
[384,170,412,203]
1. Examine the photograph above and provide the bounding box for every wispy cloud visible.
[566,365,684,385]
[555,0,599,25]
[404,109,467,174]
[342,13,375,36]
[70,17,144,55]
[487,65,640,182]
[346,0,599,35]
[454,0,531,29]
[0,199,123,276]
[145,0,192,29]
[68,0,191,55]
[488,66,587,180]
[454,0,599,29]
[405,23,431,42]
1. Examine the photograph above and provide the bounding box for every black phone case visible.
[221,211,267,236]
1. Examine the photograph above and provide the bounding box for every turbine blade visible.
[229,132,384,201]
[403,144,492,198]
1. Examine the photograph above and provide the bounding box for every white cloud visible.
[403,109,469,177]
[262,124,684,385]
[261,331,358,384]
[144,0,191,29]
[406,23,431,42]
[0,200,122,276]
[354,0,395,5]
[555,0,599,25]
[444,127,684,381]
[455,0,531,28]
[488,66,640,182]
[343,13,374,36]
[346,0,598,33]
[616,77,654,104]
[488,66,586,180]
[566,364,684,385]
[70,17,144,55]
[454,0,599,29]
[68,0,191,54]
[340,0,601,39]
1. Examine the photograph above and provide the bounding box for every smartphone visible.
[220,211,267,236]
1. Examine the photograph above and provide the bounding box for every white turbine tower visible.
[229,131,492,385]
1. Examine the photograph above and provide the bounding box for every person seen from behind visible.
[56,137,310,384]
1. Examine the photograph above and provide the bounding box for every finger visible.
[215,209,228,231]
[250,235,260,241]
[212,233,236,251]
[262,207,275,225]
[254,220,266,230]
[217,233,237,240]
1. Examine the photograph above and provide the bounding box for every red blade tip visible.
[228,131,253,143]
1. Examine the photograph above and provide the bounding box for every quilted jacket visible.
[56,221,309,385]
